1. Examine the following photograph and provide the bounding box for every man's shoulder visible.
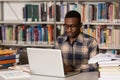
[57,34,67,39]
[56,34,67,44]
[81,33,97,42]
[82,33,95,39]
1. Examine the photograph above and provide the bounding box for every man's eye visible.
[66,25,75,27]
[63,24,78,28]
[71,25,76,27]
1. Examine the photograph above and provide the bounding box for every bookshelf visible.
[0,0,56,48]
[0,0,120,52]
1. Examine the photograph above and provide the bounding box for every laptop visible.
[27,48,79,77]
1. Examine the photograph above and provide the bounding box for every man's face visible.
[64,18,81,38]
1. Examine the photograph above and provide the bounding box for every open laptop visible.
[27,48,79,77]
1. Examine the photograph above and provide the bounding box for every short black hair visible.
[65,10,81,22]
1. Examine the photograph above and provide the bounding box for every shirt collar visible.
[77,32,84,43]
[63,33,84,43]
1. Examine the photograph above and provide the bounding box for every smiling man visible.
[55,10,98,73]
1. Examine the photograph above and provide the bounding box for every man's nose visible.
[68,27,72,31]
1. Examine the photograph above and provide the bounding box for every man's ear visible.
[78,22,82,28]
[80,22,83,26]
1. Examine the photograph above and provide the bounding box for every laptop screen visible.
[27,48,65,77]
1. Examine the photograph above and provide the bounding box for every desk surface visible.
[0,70,98,80]
[30,72,98,80]
[0,65,98,80]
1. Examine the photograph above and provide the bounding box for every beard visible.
[67,32,79,38]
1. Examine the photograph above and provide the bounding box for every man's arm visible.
[79,38,98,72]
[64,64,74,73]
[54,36,64,49]
[87,38,98,71]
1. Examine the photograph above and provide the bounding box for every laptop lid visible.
[27,48,65,77]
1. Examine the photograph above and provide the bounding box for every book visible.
[88,53,120,64]
[98,78,120,80]
[0,70,30,80]
[56,4,60,21]
[97,60,120,67]
[99,66,120,71]
[99,71,120,78]
[37,24,42,42]
[0,59,19,65]
[41,2,47,21]
[8,65,30,73]
[25,4,33,21]
[47,25,53,44]
[33,26,39,44]
[26,25,31,44]
[32,5,39,22]
[0,26,2,43]
[0,63,14,68]
[0,49,16,55]
[98,60,120,64]
[0,54,19,61]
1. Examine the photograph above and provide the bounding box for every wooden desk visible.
[30,72,98,80]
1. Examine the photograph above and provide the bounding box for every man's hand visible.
[64,64,74,73]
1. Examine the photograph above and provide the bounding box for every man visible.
[54,10,98,72]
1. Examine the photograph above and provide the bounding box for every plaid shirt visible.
[54,32,98,72]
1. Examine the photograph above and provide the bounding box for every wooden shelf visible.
[0,21,55,24]
[56,21,120,26]
[0,43,54,48]
[99,46,120,50]
[56,22,64,24]
[83,22,120,25]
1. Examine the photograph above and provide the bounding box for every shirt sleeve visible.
[54,37,60,49]
[87,38,98,72]
[89,38,98,58]
[54,36,65,49]
[79,38,98,72]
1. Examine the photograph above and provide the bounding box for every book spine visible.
[0,54,19,61]
[0,59,19,65]
[25,4,33,22]
[0,63,14,68]
[41,2,47,21]
[0,26,2,43]
[32,5,39,22]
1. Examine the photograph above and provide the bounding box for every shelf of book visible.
[0,0,120,52]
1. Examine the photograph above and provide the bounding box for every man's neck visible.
[69,36,78,44]
[68,33,80,44]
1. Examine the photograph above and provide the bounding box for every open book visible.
[88,53,120,64]
[0,70,30,80]
[8,64,30,73]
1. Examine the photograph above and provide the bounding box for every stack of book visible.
[0,49,19,68]
[88,53,120,80]
[98,60,120,80]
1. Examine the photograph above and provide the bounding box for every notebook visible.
[27,48,79,77]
